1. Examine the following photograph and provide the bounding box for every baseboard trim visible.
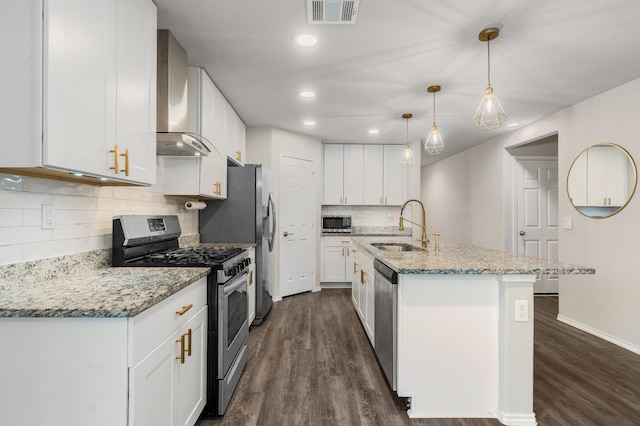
[320,282,351,289]
[495,409,537,425]
[557,314,640,355]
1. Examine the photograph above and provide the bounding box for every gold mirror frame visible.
[567,143,637,218]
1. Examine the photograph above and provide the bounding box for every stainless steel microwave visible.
[322,215,352,233]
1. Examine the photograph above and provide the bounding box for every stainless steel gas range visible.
[112,215,249,417]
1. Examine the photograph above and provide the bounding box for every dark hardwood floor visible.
[198,290,640,426]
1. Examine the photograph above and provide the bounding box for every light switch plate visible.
[562,217,573,230]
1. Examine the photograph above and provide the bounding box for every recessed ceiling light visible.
[368,129,380,135]
[299,91,316,98]
[176,141,184,147]
[507,122,520,127]
[296,34,317,47]
[304,120,316,126]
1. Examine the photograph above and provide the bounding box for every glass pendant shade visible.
[424,124,444,154]
[400,113,414,167]
[424,85,443,155]
[473,27,506,130]
[473,85,506,130]
[400,143,415,167]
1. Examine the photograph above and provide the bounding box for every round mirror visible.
[567,143,637,218]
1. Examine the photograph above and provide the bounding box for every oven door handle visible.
[223,273,248,295]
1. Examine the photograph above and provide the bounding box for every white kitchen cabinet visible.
[352,249,375,344]
[247,247,256,325]
[323,144,345,204]
[0,0,157,185]
[0,277,207,426]
[343,145,364,204]
[225,104,246,166]
[363,145,384,204]
[321,236,353,282]
[383,145,406,205]
[163,68,227,199]
[351,249,363,320]
[322,144,406,205]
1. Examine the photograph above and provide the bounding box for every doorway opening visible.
[506,134,559,294]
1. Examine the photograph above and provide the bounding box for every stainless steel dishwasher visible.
[374,258,398,391]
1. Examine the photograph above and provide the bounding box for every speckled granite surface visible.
[0,267,209,318]
[351,236,595,275]
[197,242,256,250]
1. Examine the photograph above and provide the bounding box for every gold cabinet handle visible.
[110,145,120,174]
[176,333,186,364]
[176,304,193,316]
[186,328,192,357]
[120,149,130,176]
[249,270,253,286]
[360,269,365,285]
[236,150,242,162]
[608,197,611,205]
[353,261,357,274]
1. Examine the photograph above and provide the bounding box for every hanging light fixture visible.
[400,113,415,167]
[473,27,507,130]
[424,85,444,155]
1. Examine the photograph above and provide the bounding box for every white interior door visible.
[517,159,559,294]
[279,155,315,298]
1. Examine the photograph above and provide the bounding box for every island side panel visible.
[496,275,537,425]
[396,274,499,418]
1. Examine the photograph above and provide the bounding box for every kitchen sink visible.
[371,242,425,252]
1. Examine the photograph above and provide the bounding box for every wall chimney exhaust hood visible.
[156,30,218,157]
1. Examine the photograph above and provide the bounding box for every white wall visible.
[246,127,323,298]
[0,158,198,266]
[421,77,640,353]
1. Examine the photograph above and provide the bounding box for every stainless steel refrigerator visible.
[200,164,275,325]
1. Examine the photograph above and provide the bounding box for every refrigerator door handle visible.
[267,193,276,252]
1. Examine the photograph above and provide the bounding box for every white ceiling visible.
[155,0,640,166]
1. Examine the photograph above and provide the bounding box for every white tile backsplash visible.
[322,205,404,227]
[0,164,198,266]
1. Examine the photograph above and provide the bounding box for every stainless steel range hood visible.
[156,30,214,157]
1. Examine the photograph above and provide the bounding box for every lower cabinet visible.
[247,247,256,325]
[0,277,207,426]
[352,249,375,344]
[130,305,207,426]
[321,236,353,283]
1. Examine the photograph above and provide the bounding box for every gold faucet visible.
[399,199,429,248]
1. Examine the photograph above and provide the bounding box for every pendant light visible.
[424,85,444,155]
[400,113,415,167]
[473,27,507,130]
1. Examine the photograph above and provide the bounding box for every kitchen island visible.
[0,252,210,426]
[350,236,594,426]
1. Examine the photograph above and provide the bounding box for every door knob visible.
[519,231,526,236]
[284,231,294,237]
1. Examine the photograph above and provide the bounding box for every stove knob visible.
[225,268,233,277]
[243,258,251,268]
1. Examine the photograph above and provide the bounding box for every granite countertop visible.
[351,236,595,275]
[197,242,256,250]
[0,267,209,318]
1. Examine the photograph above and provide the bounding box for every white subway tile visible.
[22,239,76,262]
[23,209,41,226]
[1,227,52,245]
[23,176,101,197]
[0,190,52,209]
[113,187,144,201]
[75,234,111,252]
[0,245,23,265]
[55,210,78,226]
[0,174,24,191]
[53,194,98,210]
[52,223,105,240]
[76,210,116,224]
[0,209,22,226]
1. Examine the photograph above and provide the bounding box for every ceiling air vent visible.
[307,0,359,24]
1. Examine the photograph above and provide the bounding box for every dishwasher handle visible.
[374,259,398,284]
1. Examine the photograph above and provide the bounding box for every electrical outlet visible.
[515,300,528,322]
[42,204,55,229]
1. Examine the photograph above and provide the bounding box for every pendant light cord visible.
[432,91,436,126]
[487,38,491,87]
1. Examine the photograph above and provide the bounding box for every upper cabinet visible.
[225,105,246,166]
[0,0,157,185]
[163,68,227,199]
[323,144,406,205]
